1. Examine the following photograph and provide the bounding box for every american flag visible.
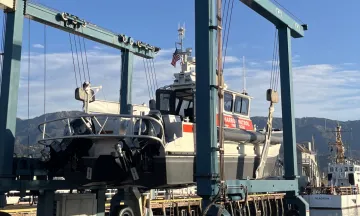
[171,48,181,67]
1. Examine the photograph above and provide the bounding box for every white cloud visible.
[15,47,360,121]
[93,46,103,50]
[33,44,44,49]
[223,56,240,64]
[225,62,360,120]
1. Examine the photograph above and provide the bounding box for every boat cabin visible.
[156,88,253,128]
[328,162,360,187]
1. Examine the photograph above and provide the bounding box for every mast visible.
[242,56,246,94]
[177,24,185,51]
[331,125,345,164]
[216,0,225,195]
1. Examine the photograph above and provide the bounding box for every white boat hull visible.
[302,194,360,209]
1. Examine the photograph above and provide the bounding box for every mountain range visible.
[13,111,359,173]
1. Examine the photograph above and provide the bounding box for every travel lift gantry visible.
[0,0,159,215]
[195,0,308,215]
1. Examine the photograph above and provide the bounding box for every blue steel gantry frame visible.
[195,0,308,215]
[0,0,159,214]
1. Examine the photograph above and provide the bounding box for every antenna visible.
[177,24,185,51]
[242,56,246,93]
[312,134,315,152]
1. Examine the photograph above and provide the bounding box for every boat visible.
[36,26,283,189]
[302,125,360,209]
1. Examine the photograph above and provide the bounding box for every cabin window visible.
[350,167,354,172]
[234,96,249,115]
[159,93,171,111]
[345,167,348,172]
[177,99,191,116]
[335,167,338,171]
[224,92,233,112]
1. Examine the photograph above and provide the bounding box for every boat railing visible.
[303,185,359,195]
[37,113,165,146]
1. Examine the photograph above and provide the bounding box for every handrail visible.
[37,134,164,146]
[37,113,165,146]
[304,185,360,195]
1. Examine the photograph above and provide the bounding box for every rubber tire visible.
[118,207,135,216]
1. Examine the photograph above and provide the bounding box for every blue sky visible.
[2,0,360,120]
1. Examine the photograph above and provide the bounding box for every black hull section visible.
[79,155,278,189]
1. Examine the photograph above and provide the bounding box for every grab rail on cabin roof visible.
[37,113,165,146]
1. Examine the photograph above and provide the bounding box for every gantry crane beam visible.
[195,0,308,215]
[24,2,159,59]
[240,0,306,38]
[0,1,159,214]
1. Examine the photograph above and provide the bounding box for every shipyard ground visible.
[0,193,291,216]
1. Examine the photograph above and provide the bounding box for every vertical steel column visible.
[194,0,219,207]
[95,189,106,216]
[120,50,133,114]
[278,27,298,181]
[0,0,24,179]
[278,27,310,215]
[37,190,55,216]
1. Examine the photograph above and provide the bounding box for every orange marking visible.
[183,124,194,133]
[216,114,253,130]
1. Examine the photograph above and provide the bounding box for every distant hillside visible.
[14,112,360,172]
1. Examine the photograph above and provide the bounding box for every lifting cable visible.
[27,18,31,157]
[69,31,91,87]
[69,33,79,87]
[270,29,280,91]
[143,58,153,99]
[151,59,158,89]
[146,58,157,97]
[145,59,154,98]
[43,24,47,130]
[77,34,91,82]
[77,35,87,82]
[73,34,84,83]
[222,0,235,70]
[81,29,91,83]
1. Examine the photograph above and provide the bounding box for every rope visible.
[68,33,79,87]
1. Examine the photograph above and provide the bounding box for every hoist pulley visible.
[266,89,279,103]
